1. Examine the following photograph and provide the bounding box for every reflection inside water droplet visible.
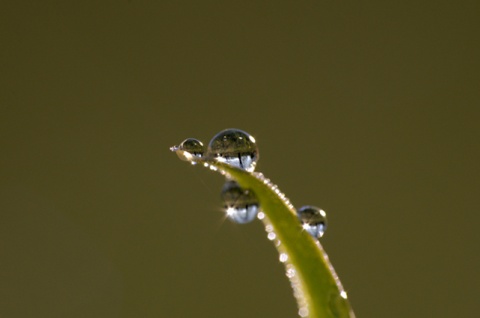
[207,128,259,171]
[221,180,259,224]
[170,138,204,164]
[297,206,327,239]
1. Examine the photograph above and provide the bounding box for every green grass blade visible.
[175,157,355,318]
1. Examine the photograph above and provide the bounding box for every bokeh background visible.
[1,1,479,317]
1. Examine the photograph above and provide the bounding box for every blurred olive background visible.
[1,1,479,317]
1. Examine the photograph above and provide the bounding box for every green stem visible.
[180,159,355,318]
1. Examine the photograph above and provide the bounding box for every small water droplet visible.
[286,267,296,279]
[221,181,259,224]
[298,307,309,317]
[279,253,288,263]
[267,232,276,240]
[171,138,204,163]
[257,212,265,220]
[207,129,259,172]
[253,172,264,180]
[297,205,327,239]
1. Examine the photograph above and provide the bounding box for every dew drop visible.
[298,307,309,317]
[207,128,259,172]
[297,206,327,239]
[286,267,296,279]
[170,138,204,163]
[279,253,288,263]
[221,180,259,224]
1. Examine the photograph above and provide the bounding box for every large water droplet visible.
[170,138,204,163]
[297,206,327,239]
[207,128,258,172]
[221,180,259,224]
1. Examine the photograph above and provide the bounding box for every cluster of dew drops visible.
[171,128,337,318]
[170,128,327,239]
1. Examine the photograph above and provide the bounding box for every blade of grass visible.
[175,156,355,318]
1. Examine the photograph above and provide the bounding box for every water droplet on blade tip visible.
[172,138,204,162]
